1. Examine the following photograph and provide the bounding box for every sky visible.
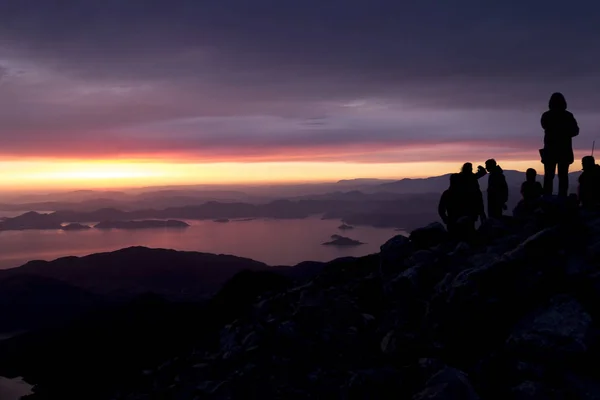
[1,0,600,190]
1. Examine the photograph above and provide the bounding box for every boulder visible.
[380,235,412,275]
[510,381,562,400]
[412,366,480,400]
[410,250,437,267]
[478,217,510,242]
[506,295,592,363]
[409,223,448,250]
[342,368,406,399]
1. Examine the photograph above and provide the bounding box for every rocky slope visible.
[110,201,600,400]
[6,197,600,399]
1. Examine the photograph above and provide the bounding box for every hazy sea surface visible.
[0,215,403,269]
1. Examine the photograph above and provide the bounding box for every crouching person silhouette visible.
[578,156,600,210]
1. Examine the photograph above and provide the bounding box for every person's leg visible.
[558,162,570,197]
[543,162,557,196]
[489,200,502,218]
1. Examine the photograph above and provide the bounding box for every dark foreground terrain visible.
[2,196,600,399]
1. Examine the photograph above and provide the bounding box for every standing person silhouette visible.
[484,159,508,218]
[458,163,487,223]
[540,92,579,197]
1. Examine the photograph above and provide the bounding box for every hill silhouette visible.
[0,247,271,302]
[0,246,334,334]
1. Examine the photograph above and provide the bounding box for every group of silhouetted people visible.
[438,92,600,234]
[438,160,508,234]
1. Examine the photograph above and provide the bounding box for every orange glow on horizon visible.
[0,158,548,192]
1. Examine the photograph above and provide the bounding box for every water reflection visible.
[0,217,403,269]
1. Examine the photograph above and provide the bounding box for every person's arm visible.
[474,167,487,179]
[520,182,526,198]
[541,112,549,131]
[569,113,580,138]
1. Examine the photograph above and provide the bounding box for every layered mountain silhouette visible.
[0,170,583,234]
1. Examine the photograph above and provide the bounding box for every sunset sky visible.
[1,0,599,190]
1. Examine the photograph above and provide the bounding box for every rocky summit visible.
[13,200,600,399]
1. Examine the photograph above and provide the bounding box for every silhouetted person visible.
[484,159,508,218]
[458,162,487,222]
[521,168,543,203]
[439,174,476,238]
[439,174,464,230]
[578,156,600,210]
[514,168,543,217]
[459,162,487,190]
[541,92,579,196]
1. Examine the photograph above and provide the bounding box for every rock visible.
[412,367,480,400]
[587,239,600,262]
[379,234,412,275]
[563,372,600,400]
[409,250,437,267]
[450,242,470,256]
[380,330,426,359]
[409,222,448,250]
[342,367,406,399]
[510,381,561,400]
[467,252,497,268]
[478,218,510,242]
[386,261,443,301]
[429,250,559,365]
[506,296,592,362]
[516,227,562,259]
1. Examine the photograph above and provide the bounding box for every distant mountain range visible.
[0,169,585,233]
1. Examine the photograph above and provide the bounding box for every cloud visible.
[1,0,600,163]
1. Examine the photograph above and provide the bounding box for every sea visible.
[0,214,404,269]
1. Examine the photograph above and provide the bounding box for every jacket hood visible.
[549,92,567,111]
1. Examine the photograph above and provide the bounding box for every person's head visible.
[449,173,460,188]
[525,168,537,182]
[582,155,596,171]
[461,163,473,174]
[548,92,567,111]
[485,159,497,172]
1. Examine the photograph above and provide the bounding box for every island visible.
[0,211,62,231]
[213,218,230,223]
[322,234,364,246]
[338,223,354,230]
[61,223,92,231]
[94,220,190,230]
